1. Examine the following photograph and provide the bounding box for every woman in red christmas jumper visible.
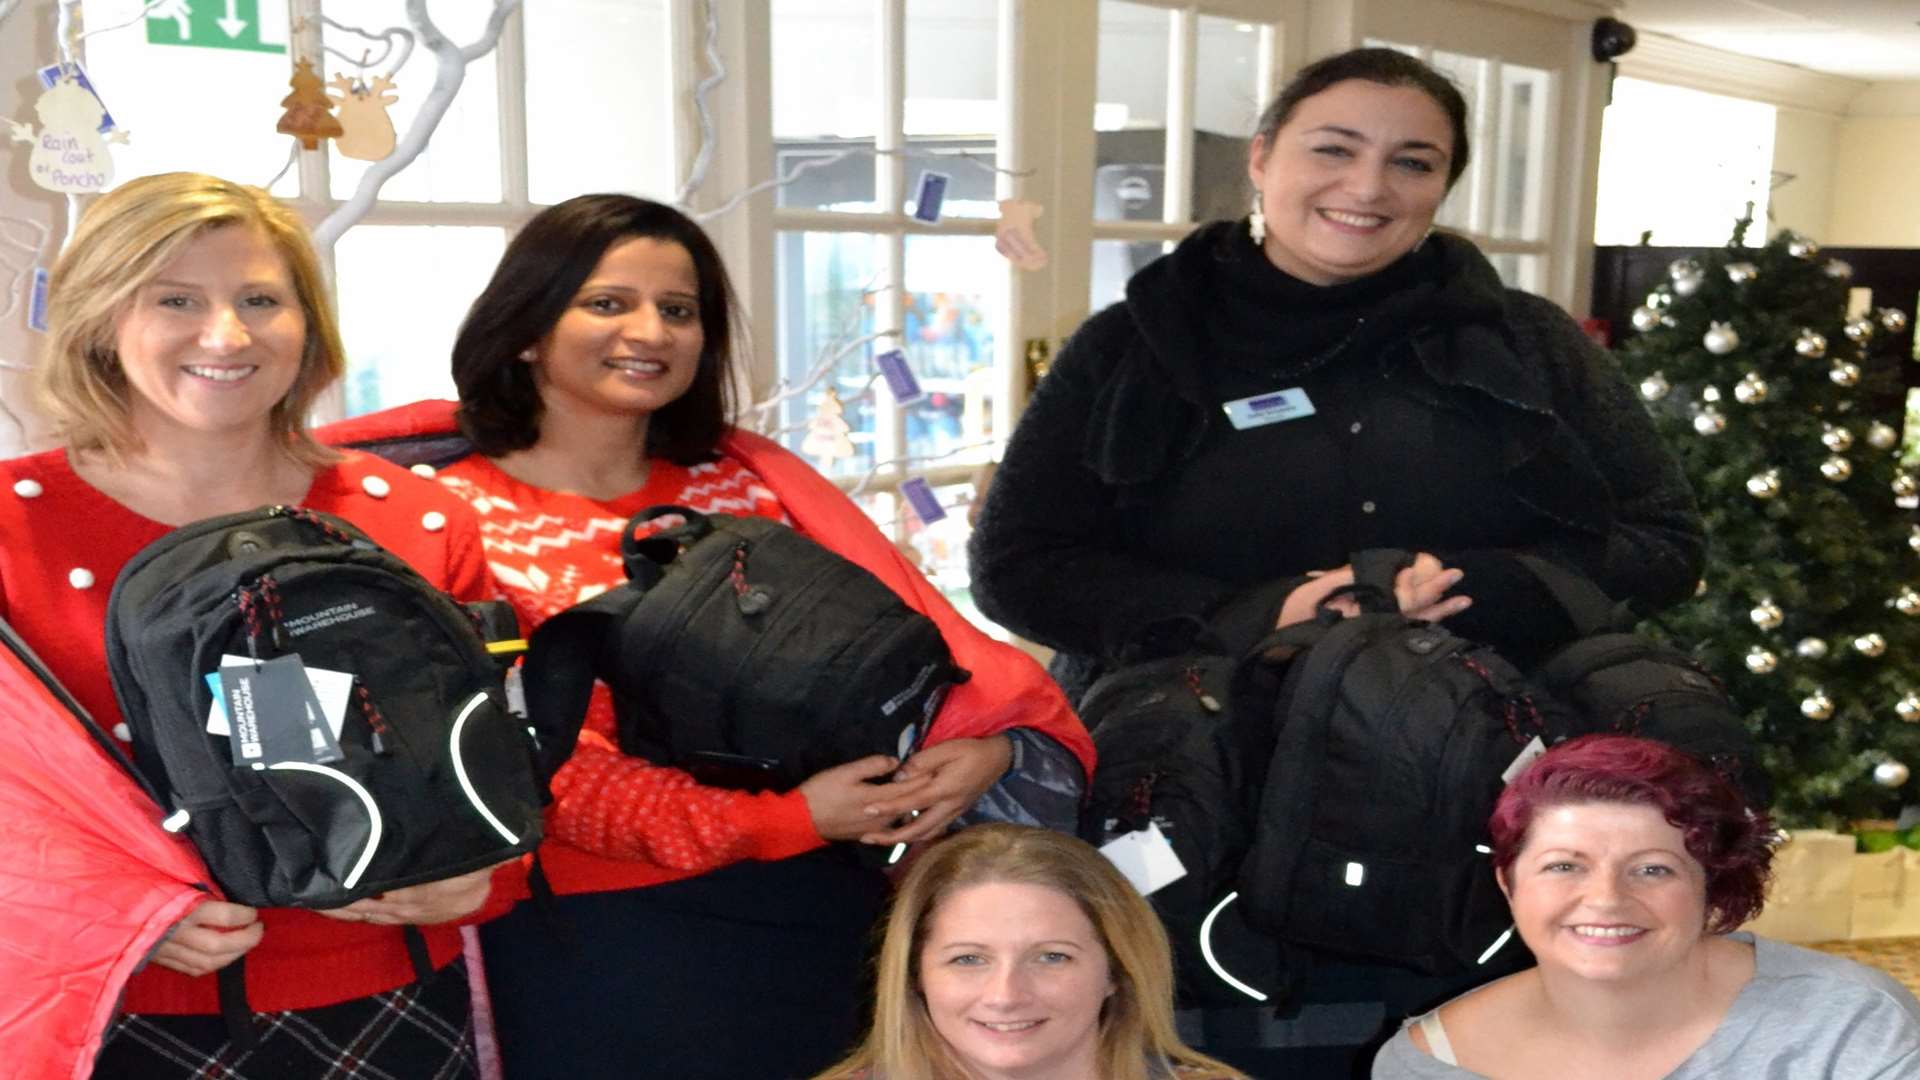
[334,194,1094,1079]
[0,173,519,1078]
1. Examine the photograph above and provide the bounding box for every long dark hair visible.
[451,194,738,464]
[1254,47,1472,189]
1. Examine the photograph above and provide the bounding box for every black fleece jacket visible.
[969,223,1705,695]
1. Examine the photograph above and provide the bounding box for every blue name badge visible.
[1222,388,1315,430]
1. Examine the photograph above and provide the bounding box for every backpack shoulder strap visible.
[1509,553,1631,635]
[519,587,643,781]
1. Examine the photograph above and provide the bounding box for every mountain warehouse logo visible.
[285,602,378,638]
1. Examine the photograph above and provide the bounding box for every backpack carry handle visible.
[620,505,716,588]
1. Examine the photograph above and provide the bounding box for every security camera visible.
[1592,17,1637,62]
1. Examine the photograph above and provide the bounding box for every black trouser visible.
[480,849,889,1080]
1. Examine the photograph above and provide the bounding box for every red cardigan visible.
[0,448,520,1017]
[320,401,1096,898]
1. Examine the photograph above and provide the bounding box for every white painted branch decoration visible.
[312,0,521,250]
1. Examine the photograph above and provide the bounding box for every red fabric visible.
[319,401,1094,900]
[0,448,523,1018]
[0,644,209,1080]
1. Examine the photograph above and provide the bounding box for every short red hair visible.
[1490,735,1774,933]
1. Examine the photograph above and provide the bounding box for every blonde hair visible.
[36,172,345,465]
[817,824,1246,1080]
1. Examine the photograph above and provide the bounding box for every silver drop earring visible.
[1249,196,1266,246]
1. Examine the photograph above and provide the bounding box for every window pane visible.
[322,0,501,203]
[773,231,882,478]
[1090,238,1166,311]
[334,226,504,416]
[1494,63,1550,242]
[1486,252,1544,293]
[902,234,1002,466]
[77,0,293,194]
[1192,15,1260,224]
[904,0,1000,219]
[1596,78,1774,247]
[773,0,880,212]
[1095,0,1169,221]
[525,0,675,204]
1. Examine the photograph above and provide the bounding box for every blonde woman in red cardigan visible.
[0,174,518,1077]
[329,194,1094,1079]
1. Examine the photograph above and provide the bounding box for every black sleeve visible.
[1506,292,1707,616]
[969,309,1287,663]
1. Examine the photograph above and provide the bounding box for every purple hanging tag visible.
[28,269,50,333]
[900,477,946,524]
[912,170,950,223]
[875,349,925,404]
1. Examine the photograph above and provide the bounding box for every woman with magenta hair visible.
[1373,735,1920,1079]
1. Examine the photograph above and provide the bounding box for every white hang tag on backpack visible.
[1101,821,1187,897]
[1502,735,1547,784]
[206,654,350,740]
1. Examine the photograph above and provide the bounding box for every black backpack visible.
[1233,551,1578,977]
[523,505,968,793]
[1079,652,1291,1007]
[102,506,559,911]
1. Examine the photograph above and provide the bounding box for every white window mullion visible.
[495,5,530,213]
[1472,59,1502,238]
[1162,5,1197,226]
[995,0,1025,444]
[876,0,909,511]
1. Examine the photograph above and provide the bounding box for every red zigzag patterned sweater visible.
[434,452,828,893]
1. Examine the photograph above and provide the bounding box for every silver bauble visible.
[1875,761,1911,788]
[1631,306,1661,332]
[1795,329,1828,358]
[1788,238,1820,258]
[1895,473,1919,499]
[1749,598,1784,630]
[1911,525,1920,554]
[1831,362,1862,388]
[1744,647,1779,674]
[1746,470,1782,499]
[1701,385,1723,404]
[1646,290,1671,310]
[1821,455,1854,482]
[1897,587,1920,616]
[1639,372,1671,402]
[1825,259,1853,280]
[1667,258,1701,282]
[1846,317,1875,344]
[1800,692,1835,720]
[1855,632,1888,657]
[1822,425,1856,452]
[1868,422,1899,450]
[1880,308,1910,334]
[1733,375,1768,404]
[1695,578,1708,598]
[1704,322,1740,355]
[1796,637,1830,660]
[1693,409,1727,436]
[1726,262,1758,283]
[1899,692,1920,723]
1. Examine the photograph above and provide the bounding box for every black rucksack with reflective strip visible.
[102,506,561,909]
[1234,550,1578,977]
[523,505,968,794]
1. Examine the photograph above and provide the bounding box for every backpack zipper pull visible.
[1183,665,1222,713]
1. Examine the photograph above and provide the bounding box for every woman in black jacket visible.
[968,47,1704,1078]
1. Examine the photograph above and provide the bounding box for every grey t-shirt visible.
[1371,933,1920,1079]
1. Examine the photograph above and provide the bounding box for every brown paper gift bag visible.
[1851,846,1920,940]
[1742,829,1855,943]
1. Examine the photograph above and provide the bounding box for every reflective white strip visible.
[1477,926,1515,965]
[888,842,909,866]
[450,692,520,845]
[267,761,382,890]
[1198,892,1269,1002]
[1474,844,1492,854]
[161,808,191,833]
[1344,861,1367,887]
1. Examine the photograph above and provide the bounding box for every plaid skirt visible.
[90,959,476,1080]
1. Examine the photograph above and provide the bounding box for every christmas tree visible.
[277,59,342,151]
[1614,219,1918,825]
[801,386,856,468]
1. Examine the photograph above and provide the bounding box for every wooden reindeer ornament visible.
[328,72,399,162]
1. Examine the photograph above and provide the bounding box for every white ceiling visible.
[1618,0,1920,82]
